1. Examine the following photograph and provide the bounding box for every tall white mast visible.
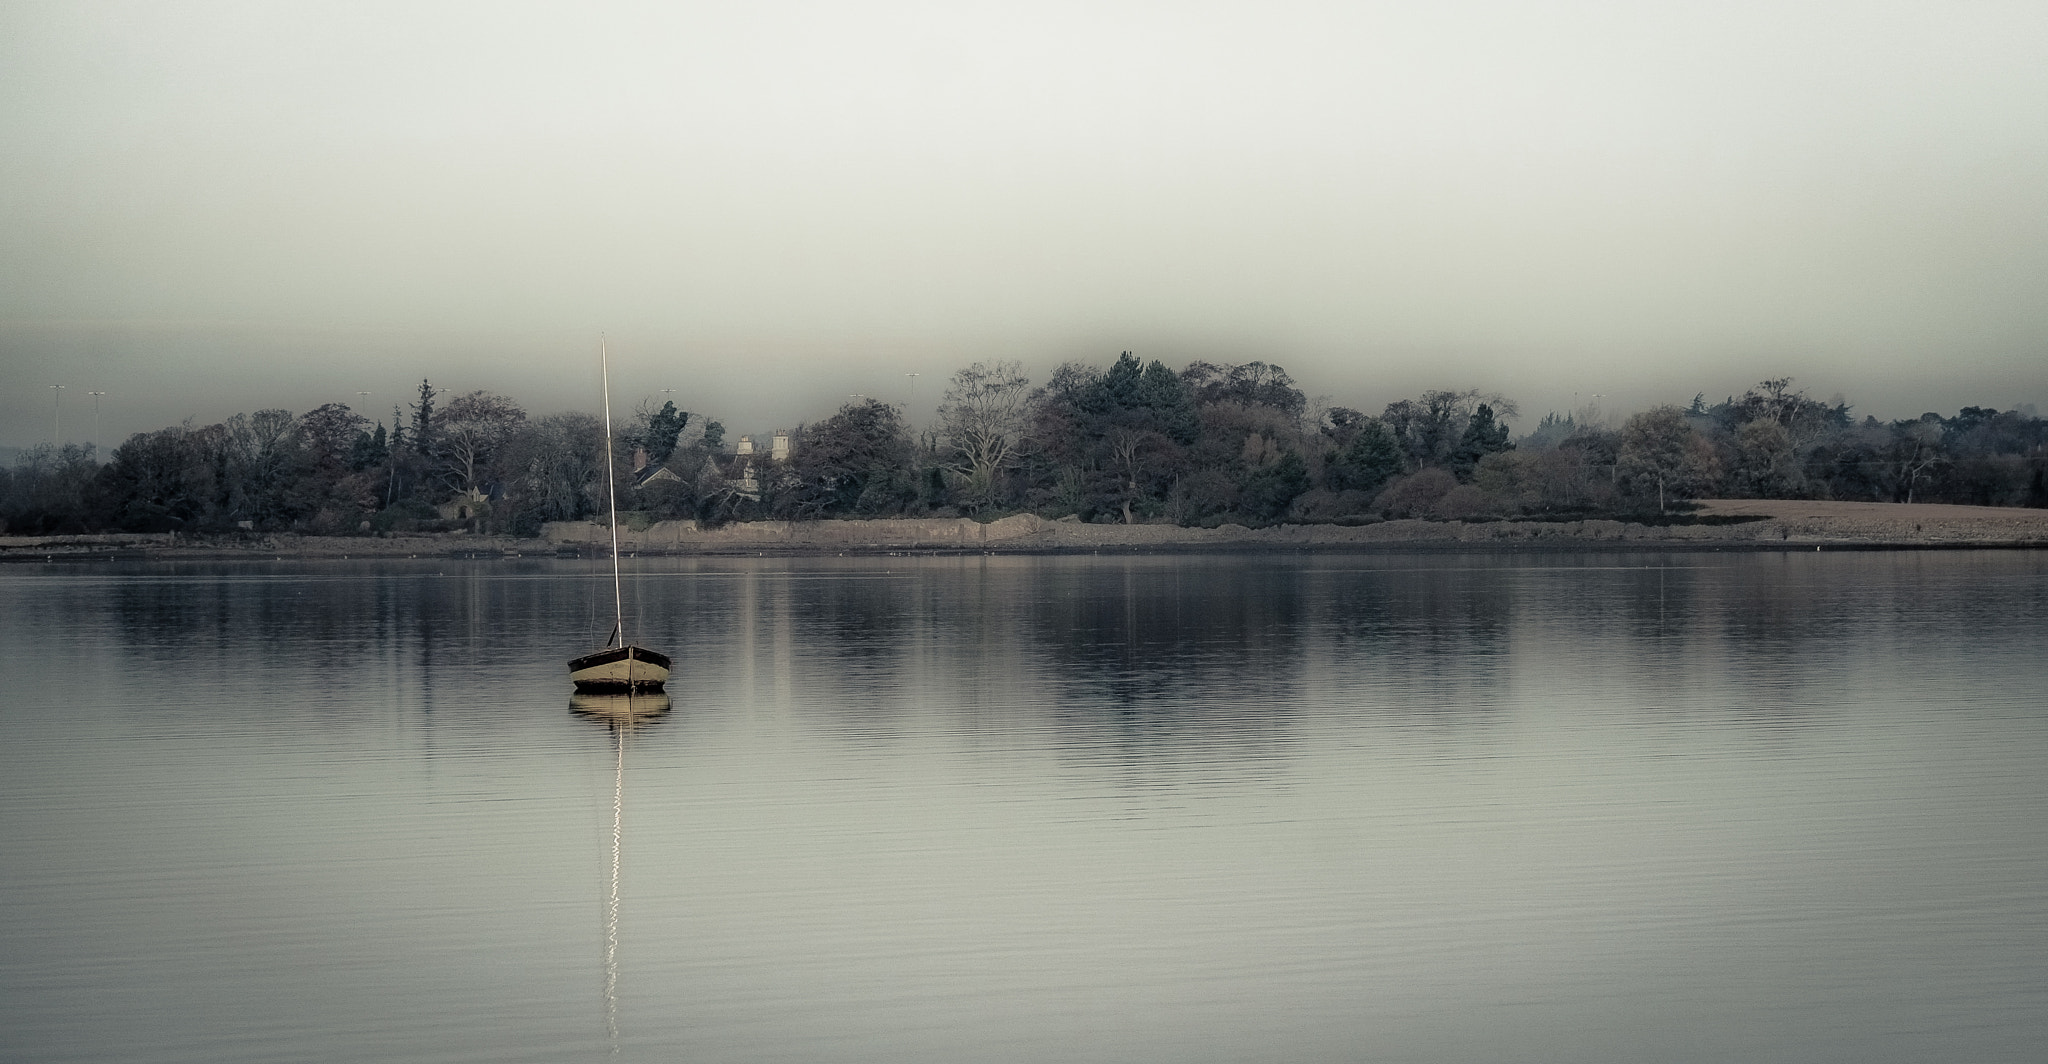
[600,336,626,646]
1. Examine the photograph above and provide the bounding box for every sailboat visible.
[568,337,672,691]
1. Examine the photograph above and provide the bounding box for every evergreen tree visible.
[411,380,437,456]
[1240,451,1310,520]
[1326,419,1403,494]
[640,401,691,465]
[1089,351,1144,413]
[347,423,389,472]
[1451,403,1513,481]
[1136,359,1200,444]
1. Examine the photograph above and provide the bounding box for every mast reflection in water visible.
[569,691,672,1053]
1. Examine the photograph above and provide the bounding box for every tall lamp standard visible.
[48,384,64,444]
[87,391,107,449]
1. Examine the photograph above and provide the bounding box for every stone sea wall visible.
[5,501,2044,560]
[535,500,2048,554]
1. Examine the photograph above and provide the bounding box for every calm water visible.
[3,551,2045,1063]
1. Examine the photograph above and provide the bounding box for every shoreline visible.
[4,500,2046,561]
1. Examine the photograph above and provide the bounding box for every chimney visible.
[632,446,649,472]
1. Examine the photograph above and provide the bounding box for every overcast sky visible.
[3,0,2044,448]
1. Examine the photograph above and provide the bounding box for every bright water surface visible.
[3,551,2045,1063]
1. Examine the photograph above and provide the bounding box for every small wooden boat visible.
[569,336,669,692]
[569,643,671,692]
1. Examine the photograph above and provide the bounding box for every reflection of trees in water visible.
[96,553,2031,755]
[783,573,919,656]
[728,558,1535,771]
[1309,565,1515,732]
[1498,560,1801,734]
[1592,555,1877,733]
[1018,560,1311,771]
[107,561,575,724]
[111,569,411,706]
[719,558,1314,772]
[1683,554,1911,732]
[1026,561,1306,701]
[757,568,925,741]
[688,559,1048,743]
[1597,560,1841,736]
[1610,561,1699,644]
[1504,553,2046,737]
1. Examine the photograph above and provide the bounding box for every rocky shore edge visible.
[5,500,2045,561]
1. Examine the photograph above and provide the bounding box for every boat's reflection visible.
[569,690,672,729]
[568,691,669,1052]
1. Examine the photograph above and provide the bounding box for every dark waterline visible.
[3,552,2045,1063]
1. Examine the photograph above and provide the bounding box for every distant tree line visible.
[4,360,2043,536]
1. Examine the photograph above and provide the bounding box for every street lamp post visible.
[49,385,64,444]
[88,391,107,449]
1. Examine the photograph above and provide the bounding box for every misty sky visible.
[3,1,2044,448]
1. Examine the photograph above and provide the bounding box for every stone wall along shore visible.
[4,500,2044,559]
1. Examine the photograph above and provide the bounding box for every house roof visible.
[633,464,684,488]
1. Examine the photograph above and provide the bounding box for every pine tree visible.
[1451,403,1513,481]
[1327,420,1403,494]
[411,379,437,456]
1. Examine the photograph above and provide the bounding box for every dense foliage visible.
[4,363,2042,537]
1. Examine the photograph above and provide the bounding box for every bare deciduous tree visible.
[299,403,369,468]
[223,409,303,526]
[1104,425,1168,524]
[1887,419,1946,504]
[937,360,1032,507]
[432,391,527,494]
[517,412,604,522]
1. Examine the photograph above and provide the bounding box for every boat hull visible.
[568,644,672,691]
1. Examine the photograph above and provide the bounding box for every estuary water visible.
[2,550,2045,1063]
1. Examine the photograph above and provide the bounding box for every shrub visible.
[1373,468,1458,518]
